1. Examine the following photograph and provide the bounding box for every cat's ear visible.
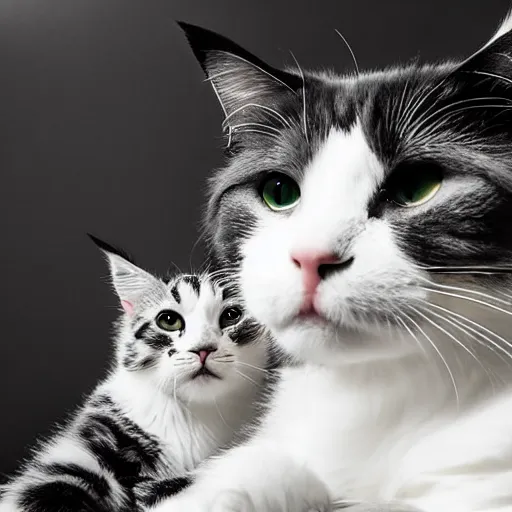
[88,234,157,315]
[177,22,302,123]
[478,10,512,54]
[457,11,512,78]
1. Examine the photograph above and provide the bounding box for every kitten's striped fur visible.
[0,237,268,511]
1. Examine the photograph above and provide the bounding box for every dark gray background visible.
[0,0,509,477]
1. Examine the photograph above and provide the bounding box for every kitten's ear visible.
[177,22,302,122]
[88,234,157,315]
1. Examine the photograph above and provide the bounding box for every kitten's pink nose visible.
[191,346,217,365]
[199,350,210,365]
[291,250,344,312]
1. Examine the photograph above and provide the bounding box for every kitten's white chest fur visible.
[101,370,245,475]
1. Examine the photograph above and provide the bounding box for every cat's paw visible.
[210,489,256,512]
[205,475,332,512]
[154,482,331,512]
[333,503,422,512]
[150,444,332,512]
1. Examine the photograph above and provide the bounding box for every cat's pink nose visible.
[291,250,340,296]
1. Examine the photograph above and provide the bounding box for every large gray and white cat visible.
[0,236,268,512]
[154,12,512,512]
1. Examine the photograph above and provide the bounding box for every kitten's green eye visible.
[386,165,443,207]
[219,307,242,329]
[260,173,300,211]
[156,310,184,332]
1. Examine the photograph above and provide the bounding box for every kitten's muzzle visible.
[187,344,222,379]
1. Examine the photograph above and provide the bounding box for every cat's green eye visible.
[156,310,184,332]
[386,165,443,207]
[260,173,301,211]
[219,306,242,329]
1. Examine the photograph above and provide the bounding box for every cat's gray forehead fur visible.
[178,21,512,273]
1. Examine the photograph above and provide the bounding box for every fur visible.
[154,13,512,512]
[0,237,269,511]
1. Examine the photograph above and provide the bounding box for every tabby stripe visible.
[170,285,181,303]
[144,334,170,350]
[134,322,151,340]
[18,481,109,512]
[40,463,111,500]
[182,275,201,295]
[135,476,193,507]
[78,414,161,479]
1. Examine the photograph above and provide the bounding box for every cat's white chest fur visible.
[259,350,512,512]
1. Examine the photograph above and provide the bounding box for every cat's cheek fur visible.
[316,219,427,329]
[241,220,304,329]
[240,127,426,363]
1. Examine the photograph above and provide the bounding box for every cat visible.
[151,12,512,512]
[0,235,269,512]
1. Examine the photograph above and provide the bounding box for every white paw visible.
[155,491,330,512]
[150,443,332,512]
[153,464,331,512]
[334,503,422,512]
[210,490,256,512]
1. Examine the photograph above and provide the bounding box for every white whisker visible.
[231,128,281,140]
[423,300,512,360]
[440,313,504,365]
[398,77,449,139]
[496,289,512,301]
[213,394,234,432]
[408,97,512,141]
[417,305,498,389]
[216,50,296,94]
[213,357,236,363]
[222,102,293,129]
[396,78,426,138]
[230,122,281,134]
[420,277,512,306]
[236,361,269,373]
[497,52,512,64]
[204,69,239,82]
[395,314,427,354]
[421,287,512,318]
[234,369,260,388]
[208,80,232,148]
[420,264,512,271]
[421,270,511,275]
[402,309,459,405]
[395,79,411,139]
[412,104,512,146]
[334,29,359,75]
[468,70,512,87]
[414,305,484,365]
[289,50,309,144]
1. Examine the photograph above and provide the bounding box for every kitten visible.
[0,235,268,512]
[153,13,512,512]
